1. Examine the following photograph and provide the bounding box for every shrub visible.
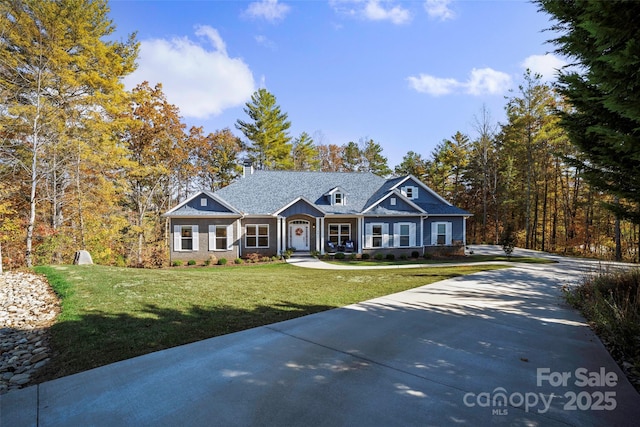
[208,254,218,265]
[362,253,370,260]
[204,259,211,266]
[385,253,395,261]
[244,252,261,263]
[187,260,196,266]
[234,258,244,264]
[411,251,420,259]
[271,256,279,262]
[172,260,183,267]
[261,257,271,263]
[374,253,384,261]
[423,253,432,260]
[399,254,408,261]
[218,258,228,265]
[349,253,357,261]
[335,252,346,260]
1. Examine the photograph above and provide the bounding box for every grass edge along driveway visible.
[34,262,508,383]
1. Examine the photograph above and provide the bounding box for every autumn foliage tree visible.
[0,0,137,267]
[120,82,186,266]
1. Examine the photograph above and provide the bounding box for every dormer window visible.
[401,186,418,200]
[325,187,347,206]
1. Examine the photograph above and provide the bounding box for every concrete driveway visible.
[3,246,639,426]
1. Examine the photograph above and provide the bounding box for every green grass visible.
[34,262,507,382]
[326,254,556,266]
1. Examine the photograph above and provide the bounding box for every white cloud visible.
[123,26,255,119]
[521,54,567,81]
[330,0,411,25]
[466,68,512,95]
[424,0,455,21]
[245,0,290,23]
[364,0,411,25]
[406,74,459,96]
[407,67,512,96]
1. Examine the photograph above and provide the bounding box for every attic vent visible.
[200,198,207,207]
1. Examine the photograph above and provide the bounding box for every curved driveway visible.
[3,246,640,426]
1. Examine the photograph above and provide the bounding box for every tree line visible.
[1,0,638,269]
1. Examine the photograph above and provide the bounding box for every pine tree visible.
[537,0,640,224]
[291,132,320,171]
[236,88,292,170]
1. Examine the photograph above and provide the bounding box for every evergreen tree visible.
[394,151,427,177]
[360,139,391,176]
[235,88,292,170]
[537,0,640,224]
[291,132,320,171]
[342,141,361,172]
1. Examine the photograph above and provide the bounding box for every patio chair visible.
[344,240,355,252]
[326,241,337,254]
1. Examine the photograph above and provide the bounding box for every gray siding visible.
[170,218,239,263]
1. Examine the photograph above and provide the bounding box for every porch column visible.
[282,217,287,251]
[463,216,467,248]
[237,220,242,257]
[357,216,363,255]
[319,217,325,255]
[315,217,321,253]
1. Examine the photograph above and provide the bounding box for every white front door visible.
[289,222,310,251]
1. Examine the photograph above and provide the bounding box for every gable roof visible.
[163,191,241,217]
[215,171,386,215]
[164,170,471,218]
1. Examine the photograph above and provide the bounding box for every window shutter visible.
[446,222,452,245]
[192,225,199,251]
[431,223,437,245]
[208,225,215,251]
[174,225,181,251]
[226,224,234,250]
[393,223,400,248]
[382,223,390,248]
[409,223,416,247]
[412,186,419,199]
[365,223,372,248]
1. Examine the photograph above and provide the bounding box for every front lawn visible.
[34,262,507,383]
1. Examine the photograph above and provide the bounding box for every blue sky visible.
[109,0,564,168]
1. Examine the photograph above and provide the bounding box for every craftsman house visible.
[163,164,471,263]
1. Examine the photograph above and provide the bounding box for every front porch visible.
[275,215,362,256]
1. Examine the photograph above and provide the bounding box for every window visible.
[431,222,452,245]
[182,226,193,250]
[334,193,343,205]
[390,197,396,206]
[246,224,269,248]
[399,224,410,247]
[401,186,418,200]
[394,222,416,247]
[174,225,199,251]
[437,223,446,245]
[366,223,389,248]
[372,225,383,248]
[329,223,350,245]
[200,198,207,207]
[209,225,232,251]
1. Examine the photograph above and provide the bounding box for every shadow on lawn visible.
[34,301,334,384]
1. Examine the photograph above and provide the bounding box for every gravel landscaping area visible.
[0,272,59,394]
